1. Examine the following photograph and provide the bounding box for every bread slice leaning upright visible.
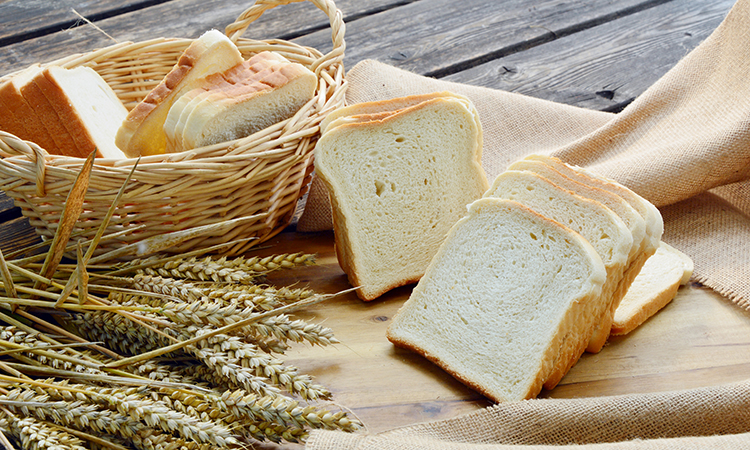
[34,66,127,159]
[314,94,488,300]
[0,64,58,153]
[386,198,607,403]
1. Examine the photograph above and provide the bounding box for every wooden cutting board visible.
[259,229,750,435]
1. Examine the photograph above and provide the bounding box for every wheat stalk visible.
[49,383,237,447]
[0,384,239,448]
[0,166,363,446]
[0,412,88,450]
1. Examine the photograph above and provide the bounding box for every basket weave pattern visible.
[0,0,346,258]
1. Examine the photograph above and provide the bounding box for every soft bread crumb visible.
[314,94,488,301]
[387,198,607,403]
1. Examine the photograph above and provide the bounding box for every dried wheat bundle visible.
[0,155,362,448]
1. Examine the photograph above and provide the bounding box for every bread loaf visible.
[167,52,317,151]
[612,242,693,335]
[115,29,244,157]
[386,198,607,403]
[314,94,488,301]
[0,64,126,158]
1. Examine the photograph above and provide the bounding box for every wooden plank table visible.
[1,0,749,445]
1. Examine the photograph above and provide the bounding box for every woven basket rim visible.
[0,0,346,169]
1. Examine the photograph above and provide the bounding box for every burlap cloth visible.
[300,0,750,447]
[308,379,750,449]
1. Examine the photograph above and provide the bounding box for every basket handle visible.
[224,0,345,75]
[0,131,48,196]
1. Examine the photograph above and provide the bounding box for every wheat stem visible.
[104,291,350,370]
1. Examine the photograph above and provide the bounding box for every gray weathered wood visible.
[0,0,409,75]
[443,0,734,111]
[0,0,165,44]
[294,0,677,78]
[0,217,40,256]
[0,192,18,219]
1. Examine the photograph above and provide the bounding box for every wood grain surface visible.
[443,0,736,110]
[255,230,750,438]
[0,0,406,75]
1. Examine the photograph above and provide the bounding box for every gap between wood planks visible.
[0,0,173,47]
[425,0,676,79]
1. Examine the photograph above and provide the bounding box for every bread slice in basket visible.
[163,51,287,151]
[314,93,489,301]
[115,29,244,157]
[166,51,317,152]
[14,66,79,156]
[34,66,127,159]
[386,198,607,403]
[0,64,58,153]
[1,64,127,158]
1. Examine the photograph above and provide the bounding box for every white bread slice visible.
[1,65,55,150]
[314,95,488,301]
[523,155,664,349]
[612,242,693,335]
[525,155,663,252]
[507,157,648,352]
[115,30,243,157]
[386,198,607,403]
[163,51,290,152]
[17,66,80,155]
[0,65,54,149]
[508,158,647,262]
[176,55,316,150]
[319,91,467,134]
[485,170,633,389]
[29,66,127,159]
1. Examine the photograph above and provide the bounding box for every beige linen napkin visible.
[298,0,750,311]
[307,379,750,449]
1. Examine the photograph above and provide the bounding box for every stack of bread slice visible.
[313,92,490,301]
[515,155,664,353]
[387,154,666,403]
[386,197,609,403]
[0,64,127,158]
[116,29,317,158]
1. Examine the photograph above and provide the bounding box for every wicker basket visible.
[0,0,346,259]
